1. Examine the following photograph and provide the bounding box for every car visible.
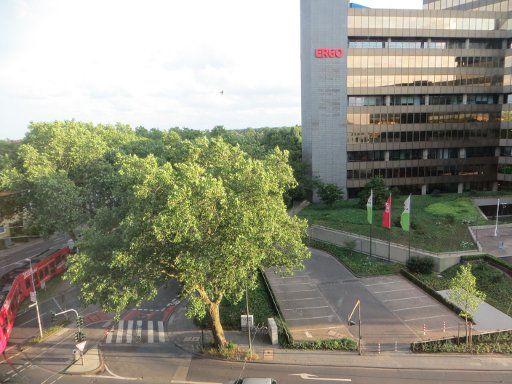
[225,379,277,384]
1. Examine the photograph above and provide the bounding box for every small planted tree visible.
[317,183,344,206]
[358,177,387,208]
[449,264,486,345]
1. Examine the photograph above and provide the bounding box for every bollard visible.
[395,341,398,352]
[378,343,381,354]
[443,321,446,333]
[423,324,426,336]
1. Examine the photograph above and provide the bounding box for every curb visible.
[61,343,105,375]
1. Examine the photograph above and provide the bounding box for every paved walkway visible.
[438,290,512,332]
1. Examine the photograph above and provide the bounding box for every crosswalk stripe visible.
[137,320,142,342]
[106,327,114,344]
[115,320,124,343]
[148,321,154,343]
[126,320,133,343]
[157,321,165,342]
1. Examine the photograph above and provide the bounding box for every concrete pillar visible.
[499,94,504,104]
[424,95,429,106]
[462,94,467,105]
[421,184,427,195]
[495,147,501,157]
[465,38,470,49]
[385,151,390,161]
[458,183,464,194]
[385,95,391,106]
[459,148,466,159]
[493,182,499,192]
[422,149,429,160]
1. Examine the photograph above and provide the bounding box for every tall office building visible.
[301,0,512,198]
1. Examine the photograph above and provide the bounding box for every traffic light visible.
[76,316,83,328]
[74,331,86,343]
[50,311,56,323]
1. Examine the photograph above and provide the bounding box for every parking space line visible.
[364,281,403,287]
[282,289,317,293]
[404,314,450,322]
[373,288,412,294]
[280,297,323,301]
[272,282,312,286]
[393,304,439,312]
[383,295,426,302]
[283,306,329,311]
[287,315,333,321]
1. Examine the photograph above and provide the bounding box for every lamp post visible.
[347,299,362,355]
[27,258,43,338]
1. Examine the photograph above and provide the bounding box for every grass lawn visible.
[299,194,488,252]
[196,273,277,330]
[308,239,402,276]
[414,261,512,315]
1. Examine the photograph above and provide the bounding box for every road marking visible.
[136,320,142,342]
[287,315,333,321]
[373,288,412,294]
[52,297,64,312]
[115,320,124,343]
[171,381,221,384]
[147,321,154,343]
[404,314,450,322]
[283,306,329,311]
[104,363,140,380]
[281,289,317,293]
[393,305,439,312]
[158,321,165,342]
[126,320,133,343]
[106,326,114,343]
[291,373,351,382]
[364,280,402,287]
[280,297,322,301]
[383,295,426,302]
[172,365,190,381]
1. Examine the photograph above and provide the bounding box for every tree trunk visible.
[209,301,227,348]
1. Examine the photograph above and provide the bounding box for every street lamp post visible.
[27,258,43,338]
[347,299,362,356]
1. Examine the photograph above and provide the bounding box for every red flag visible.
[382,194,392,229]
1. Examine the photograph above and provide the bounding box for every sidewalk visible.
[172,328,512,372]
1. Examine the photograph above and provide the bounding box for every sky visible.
[0,0,423,140]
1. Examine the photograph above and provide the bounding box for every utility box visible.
[240,315,254,330]
[268,318,278,345]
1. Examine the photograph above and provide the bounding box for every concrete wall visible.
[301,0,349,199]
[308,225,481,272]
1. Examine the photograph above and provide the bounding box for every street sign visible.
[75,341,86,352]
[30,292,36,303]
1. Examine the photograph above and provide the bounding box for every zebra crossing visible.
[105,320,166,344]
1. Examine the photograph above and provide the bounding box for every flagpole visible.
[408,194,412,262]
[388,193,391,262]
[369,191,373,259]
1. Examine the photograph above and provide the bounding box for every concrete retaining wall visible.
[308,225,481,272]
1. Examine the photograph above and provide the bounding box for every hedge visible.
[400,269,473,322]
[461,254,512,277]
[411,330,512,354]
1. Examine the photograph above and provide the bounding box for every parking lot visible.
[362,275,464,340]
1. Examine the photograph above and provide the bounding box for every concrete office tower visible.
[301,0,512,199]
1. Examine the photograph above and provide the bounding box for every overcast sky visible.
[0,0,423,140]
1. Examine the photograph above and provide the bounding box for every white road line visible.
[404,314,450,322]
[115,320,125,343]
[52,297,64,312]
[280,289,317,293]
[393,304,439,312]
[287,315,333,321]
[272,282,312,286]
[148,321,154,343]
[280,297,323,301]
[383,295,426,302]
[106,326,114,344]
[364,280,403,287]
[136,320,142,342]
[373,288,412,294]
[158,321,165,342]
[283,306,329,311]
[126,320,133,343]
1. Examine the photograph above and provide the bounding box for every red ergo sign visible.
[315,48,344,58]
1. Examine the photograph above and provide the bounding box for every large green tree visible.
[65,137,310,346]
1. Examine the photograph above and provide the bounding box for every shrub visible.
[317,183,344,206]
[406,256,435,274]
[357,176,388,208]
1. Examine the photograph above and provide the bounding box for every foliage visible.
[317,182,344,206]
[411,330,512,354]
[406,256,435,274]
[449,264,486,321]
[65,137,310,347]
[27,320,69,344]
[308,239,402,276]
[358,177,388,208]
[299,195,486,252]
[286,338,357,351]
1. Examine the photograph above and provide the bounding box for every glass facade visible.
[343,2,511,195]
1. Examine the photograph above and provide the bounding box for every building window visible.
[0,226,4,234]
